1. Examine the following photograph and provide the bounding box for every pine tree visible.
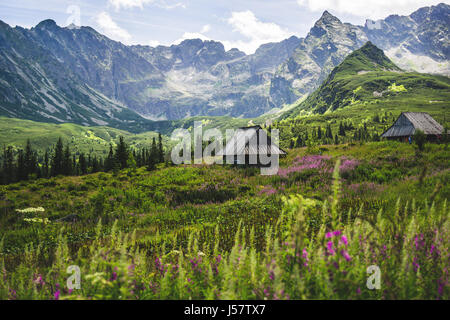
[158,133,164,163]
[43,150,49,178]
[326,124,333,139]
[296,136,303,148]
[115,136,129,170]
[73,154,78,175]
[63,145,72,176]
[17,149,26,181]
[92,156,100,173]
[51,138,64,176]
[79,153,87,175]
[105,144,115,172]
[339,121,346,136]
[148,137,158,171]
[24,139,37,179]
[3,146,15,183]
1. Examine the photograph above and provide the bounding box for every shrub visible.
[414,130,426,151]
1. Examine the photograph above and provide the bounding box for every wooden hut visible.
[217,125,286,165]
[381,112,444,141]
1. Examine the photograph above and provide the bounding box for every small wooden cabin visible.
[217,125,286,166]
[381,112,445,141]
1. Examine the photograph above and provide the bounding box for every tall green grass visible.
[1,160,447,300]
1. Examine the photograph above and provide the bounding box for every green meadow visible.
[0,140,448,299]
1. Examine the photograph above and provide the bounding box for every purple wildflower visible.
[327,241,335,255]
[341,250,352,261]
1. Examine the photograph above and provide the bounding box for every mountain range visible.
[0,3,448,128]
[283,41,450,118]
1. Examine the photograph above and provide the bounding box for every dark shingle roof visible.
[381,112,444,138]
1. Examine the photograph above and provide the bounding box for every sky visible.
[0,0,448,54]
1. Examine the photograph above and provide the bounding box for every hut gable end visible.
[217,125,286,157]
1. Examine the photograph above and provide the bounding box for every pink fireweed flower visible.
[340,250,352,261]
[340,235,348,246]
[340,157,360,173]
[430,245,436,255]
[302,248,309,266]
[327,241,335,255]
[54,289,60,300]
[302,248,308,259]
[326,230,342,238]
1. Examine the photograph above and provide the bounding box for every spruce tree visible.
[24,139,37,179]
[17,149,26,181]
[3,146,15,183]
[326,124,332,139]
[51,138,64,176]
[148,137,158,171]
[63,145,72,176]
[79,153,87,175]
[158,133,164,163]
[115,136,129,169]
[105,144,115,171]
[43,150,49,178]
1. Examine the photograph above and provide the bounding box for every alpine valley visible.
[0,3,448,128]
[0,2,449,302]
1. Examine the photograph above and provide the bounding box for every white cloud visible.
[221,11,293,54]
[296,0,445,20]
[172,24,212,45]
[173,32,211,45]
[200,24,211,33]
[109,0,154,10]
[148,40,162,47]
[95,12,132,43]
[108,0,186,11]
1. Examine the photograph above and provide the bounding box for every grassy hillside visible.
[0,114,271,157]
[0,117,165,156]
[283,42,450,118]
[273,43,449,149]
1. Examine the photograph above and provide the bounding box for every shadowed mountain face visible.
[0,20,153,131]
[0,3,448,124]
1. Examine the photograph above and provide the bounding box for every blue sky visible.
[0,0,447,54]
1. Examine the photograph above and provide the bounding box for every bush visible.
[414,130,426,151]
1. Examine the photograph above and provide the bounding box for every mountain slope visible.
[283,42,450,118]
[364,3,450,73]
[0,20,154,132]
[273,3,450,107]
[0,3,448,123]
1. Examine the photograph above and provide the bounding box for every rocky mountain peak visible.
[316,10,342,26]
[34,19,58,30]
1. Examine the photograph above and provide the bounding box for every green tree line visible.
[0,134,165,184]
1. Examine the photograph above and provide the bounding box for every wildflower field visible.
[0,141,448,300]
